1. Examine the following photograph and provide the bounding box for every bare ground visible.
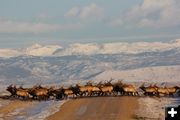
[47,96,138,120]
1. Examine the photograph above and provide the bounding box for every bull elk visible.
[6,85,30,99]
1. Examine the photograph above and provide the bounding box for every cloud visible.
[111,0,180,28]
[65,7,79,17]
[110,18,123,26]
[79,3,104,20]
[0,20,81,33]
[65,3,104,21]
[37,13,50,20]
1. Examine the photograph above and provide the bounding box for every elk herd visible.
[5,81,180,101]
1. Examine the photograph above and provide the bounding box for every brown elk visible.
[6,84,16,97]
[155,85,179,97]
[151,84,170,96]
[80,82,101,96]
[112,80,124,96]
[97,81,113,96]
[76,84,88,96]
[152,83,169,96]
[76,82,94,96]
[121,83,138,96]
[28,85,49,100]
[15,88,30,99]
[6,85,30,99]
[91,85,101,96]
[156,87,169,96]
[167,86,179,96]
[100,86,113,96]
[139,83,157,96]
[60,87,74,99]
[68,85,81,97]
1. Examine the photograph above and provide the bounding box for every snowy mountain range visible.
[1,39,180,57]
[0,39,180,87]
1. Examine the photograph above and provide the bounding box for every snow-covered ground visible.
[25,100,66,120]
[0,50,180,86]
[94,65,180,83]
[0,100,66,120]
[135,97,179,120]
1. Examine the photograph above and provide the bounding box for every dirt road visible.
[47,96,138,120]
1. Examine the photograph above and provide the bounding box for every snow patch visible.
[26,100,66,120]
[135,97,175,119]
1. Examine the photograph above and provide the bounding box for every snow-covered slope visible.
[1,39,180,57]
[0,43,62,57]
[94,66,180,83]
[25,43,62,56]
[53,39,180,55]
[0,48,180,86]
[0,39,180,86]
[0,49,21,57]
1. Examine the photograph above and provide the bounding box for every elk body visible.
[5,82,179,100]
[6,85,30,99]
[122,84,138,96]
[49,88,64,100]
[167,86,179,96]
[15,89,29,99]
[58,87,74,99]
[99,85,113,96]
[28,85,49,100]
[156,87,169,96]
[112,81,124,95]
[75,84,94,96]
[91,86,101,96]
[76,84,88,96]
[139,83,157,96]
[6,85,16,97]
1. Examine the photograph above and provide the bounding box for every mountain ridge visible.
[1,39,180,57]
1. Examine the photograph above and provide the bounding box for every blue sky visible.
[0,0,180,48]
